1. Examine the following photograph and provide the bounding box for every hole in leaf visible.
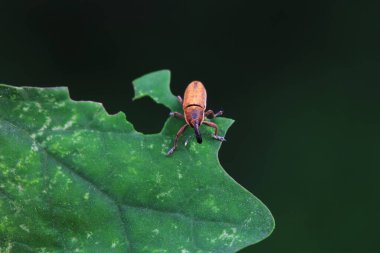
[126,97,169,134]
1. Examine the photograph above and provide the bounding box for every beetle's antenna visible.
[194,122,202,144]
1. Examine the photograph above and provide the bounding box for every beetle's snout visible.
[194,122,202,144]
[195,134,202,144]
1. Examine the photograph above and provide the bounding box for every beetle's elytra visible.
[167,81,225,156]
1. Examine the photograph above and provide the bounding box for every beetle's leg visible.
[203,121,226,142]
[184,135,193,146]
[177,96,183,104]
[205,110,223,118]
[169,112,184,119]
[167,124,188,156]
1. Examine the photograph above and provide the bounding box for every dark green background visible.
[1,1,379,252]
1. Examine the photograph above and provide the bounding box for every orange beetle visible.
[167,81,225,156]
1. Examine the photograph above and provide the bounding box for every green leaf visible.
[0,70,274,253]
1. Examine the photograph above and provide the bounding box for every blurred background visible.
[1,0,379,252]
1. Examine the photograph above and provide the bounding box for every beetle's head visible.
[194,121,202,144]
[185,107,203,144]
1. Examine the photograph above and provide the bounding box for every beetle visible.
[167,81,225,156]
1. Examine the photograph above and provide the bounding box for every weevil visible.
[167,81,225,156]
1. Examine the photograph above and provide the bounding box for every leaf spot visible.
[52,115,77,131]
[218,228,239,247]
[156,188,174,200]
[177,169,183,179]
[54,101,66,108]
[19,224,30,233]
[128,167,138,175]
[189,144,199,154]
[17,184,24,193]
[36,116,52,137]
[31,142,39,152]
[212,206,220,213]
[0,242,13,253]
[86,232,93,239]
[37,247,47,253]
[22,105,30,112]
[155,172,163,184]
[140,140,145,149]
[111,240,119,248]
[34,102,43,113]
